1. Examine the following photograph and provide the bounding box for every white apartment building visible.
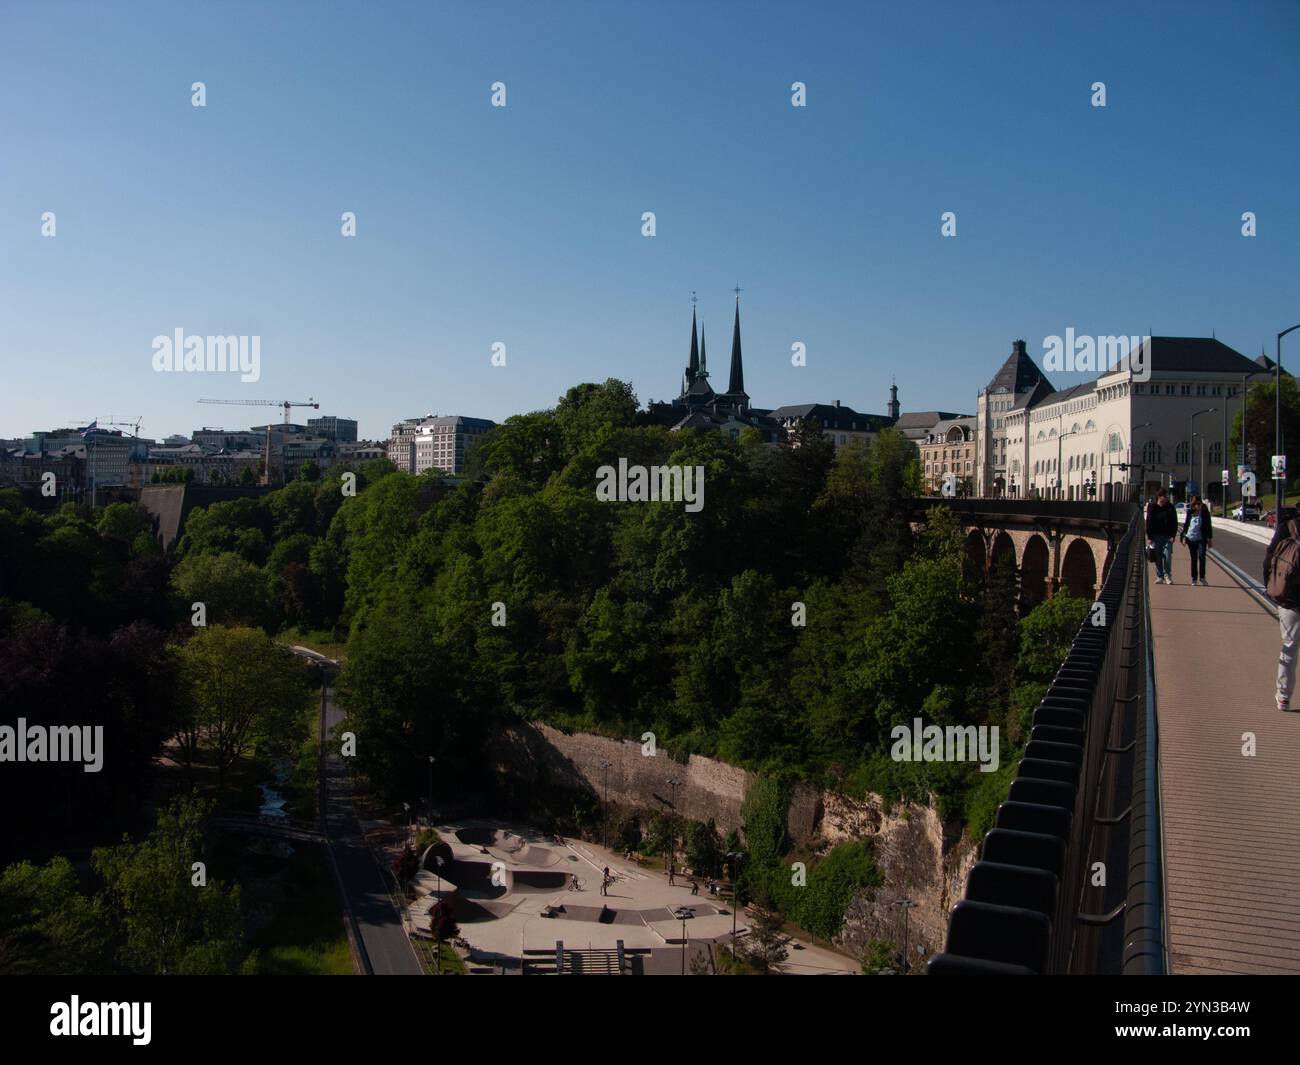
[412,415,495,475]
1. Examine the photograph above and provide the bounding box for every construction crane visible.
[197,398,320,486]
[103,416,143,438]
[198,397,319,426]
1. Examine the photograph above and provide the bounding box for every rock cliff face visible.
[491,722,975,963]
[818,791,976,964]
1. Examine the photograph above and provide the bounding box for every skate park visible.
[406,821,742,970]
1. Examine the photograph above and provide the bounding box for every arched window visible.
[1085,420,1096,432]
[1142,440,1162,464]
[1175,441,1189,464]
[1108,432,1122,453]
[1209,441,1222,466]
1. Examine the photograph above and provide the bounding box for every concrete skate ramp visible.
[454,827,501,847]
[455,828,530,852]
[506,844,569,867]
[420,841,454,871]
[439,858,507,899]
[509,869,570,893]
[444,893,519,923]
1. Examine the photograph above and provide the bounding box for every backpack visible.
[1266,518,1300,604]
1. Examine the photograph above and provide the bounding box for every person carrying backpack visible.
[1146,488,1177,584]
[1264,506,1300,711]
[1180,494,1213,586]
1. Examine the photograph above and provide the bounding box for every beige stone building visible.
[920,416,977,494]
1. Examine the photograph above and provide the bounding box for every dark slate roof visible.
[1012,378,1056,411]
[985,340,1054,395]
[1036,380,1097,408]
[894,410,965,429]
[767,403,895,432]
[1143,336,1263,375]
[686,375,716,398]
[1252,352,1291,375]
[928,416,977,441]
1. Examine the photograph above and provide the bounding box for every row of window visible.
[1134,382,1239,398]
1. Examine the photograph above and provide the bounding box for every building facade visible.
[989,337,1267,501]
[308,415,359,443]
[920,416,978,494]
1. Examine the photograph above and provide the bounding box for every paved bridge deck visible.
[1150,546,1300,974]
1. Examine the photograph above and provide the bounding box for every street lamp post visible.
[1277,325,1300,508]
[1189,408,1216,502]
[725,850,746,954]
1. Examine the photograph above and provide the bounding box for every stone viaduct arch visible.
[913,500,1133,611]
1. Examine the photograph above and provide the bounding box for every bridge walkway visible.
[1150,545,1300,974]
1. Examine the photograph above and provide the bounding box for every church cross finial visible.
[733,284,742,299]
[691,290,698,306]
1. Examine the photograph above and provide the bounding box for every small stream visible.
[258,760,291,819]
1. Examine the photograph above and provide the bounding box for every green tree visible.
[0,858,112,974]
[93,794,245,974]
[175,626,312,789]
[170,551,268,629]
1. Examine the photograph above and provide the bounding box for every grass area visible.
[412,939,466,975]
[248,844,354,975]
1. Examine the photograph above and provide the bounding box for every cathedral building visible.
[649,296,900,447]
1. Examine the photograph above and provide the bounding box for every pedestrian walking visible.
[668,862,675,886]
[1265,506,1300,711]
[1180,494,1213,585]
[1146,489,1177,584]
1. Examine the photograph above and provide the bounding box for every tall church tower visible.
[887,379,900,420]
[722,294,749,413]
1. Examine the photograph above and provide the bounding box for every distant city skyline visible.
[2,1,1297,441]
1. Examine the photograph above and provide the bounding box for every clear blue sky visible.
[2,0,1297,441]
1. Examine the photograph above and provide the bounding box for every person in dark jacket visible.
[1145,489,1177,584]
[1264,506,1300,710]
[1179,494,1213,585]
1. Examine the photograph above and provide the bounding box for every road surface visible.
[321,683,423,975]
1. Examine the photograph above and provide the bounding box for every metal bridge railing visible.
[928,512,1167,975]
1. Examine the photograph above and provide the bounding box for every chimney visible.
[832,399,840,408]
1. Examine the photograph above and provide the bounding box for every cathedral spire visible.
[699,319,709,377]
[728,293,745,396]
[687,302,699,380]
